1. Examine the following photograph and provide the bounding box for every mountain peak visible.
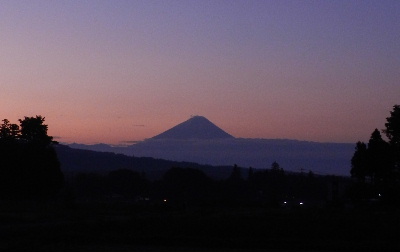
[152,116,234,140]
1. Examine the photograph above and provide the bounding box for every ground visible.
[0,201,399,251]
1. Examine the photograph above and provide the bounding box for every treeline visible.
[350,105,400,204]
[65,163,345,208]
[0,116,64,200]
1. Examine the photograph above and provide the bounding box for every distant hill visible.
[55,144,234,180]
[66,116,354,176]
[152,116,234,140]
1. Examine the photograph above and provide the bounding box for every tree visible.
[19,116,55,145]
[367,129,392,183]
[248,167,254,181]
[383,105,400,172]
[228,164,243,182]
[270,161,284,175]
[384,105,400,148]
[0,116,63,200]
[308,170,315,179]
[349,105,400,203]
[0,119,20,140]
[350,141,368,181]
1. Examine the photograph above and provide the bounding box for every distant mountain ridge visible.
[152,116,234,140]
[66,116,354,176]
[55,144,234,180]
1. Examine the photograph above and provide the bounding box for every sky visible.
[1,0,399,144]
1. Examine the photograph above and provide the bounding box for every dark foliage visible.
[384,104,400,149]
[350,105,400,205]
[351,141,368,180]
[159,167,214,204]
[66,162,344,210]
[107,169,148,198]
[227,164,243,182]
[0,116,63,200]
[72,173,107,200]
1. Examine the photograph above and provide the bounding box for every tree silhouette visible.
[384,105,400,148]
[248,167,254,181]
[350,130,392,185]
[0,119,20,140]
[350,142,368,181]
[367,129,392,184]
[19,116,55,145]
[384,105,400,173]
[270,161,284,175]
[350,105,400,203]
[0,116,63,200]
[228,164,243,182]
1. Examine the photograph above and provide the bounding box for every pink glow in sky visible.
[1,1,399,144]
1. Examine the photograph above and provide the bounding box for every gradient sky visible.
[1,0,399,144]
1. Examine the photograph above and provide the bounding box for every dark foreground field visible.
[0,202,399,251]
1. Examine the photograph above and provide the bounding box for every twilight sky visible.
[1,0,399,144]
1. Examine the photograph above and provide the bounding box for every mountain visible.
[152,116,234,140]
[55,144,234,180]
[66,116,355,176]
